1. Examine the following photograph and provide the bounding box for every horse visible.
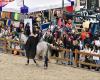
[20,32,51,69]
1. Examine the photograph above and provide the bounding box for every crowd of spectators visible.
[0,11,100,71]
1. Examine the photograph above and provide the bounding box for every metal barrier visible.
[0,38,100,69]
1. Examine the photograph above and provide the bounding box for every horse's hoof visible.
[36,64,39,67]
[55,62,58,64]
[44,67,48,70]
[48,61,51,63]
[25,63,29,65]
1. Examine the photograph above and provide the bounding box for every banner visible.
[6,12,11,19]
[24,19,32,33]
[6,19,11,26]
[14,13,20,20]
[13,21,20,27]
[11,12,15,20]
[1,12,6,18]
[41,22,50,30]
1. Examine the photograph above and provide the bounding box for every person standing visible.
[24,23,31,37]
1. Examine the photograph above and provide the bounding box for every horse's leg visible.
[32,52,39,66]
[33,58,39,66]
[44,55,48,69]
[25,51,30,65]
[26,56,29,65]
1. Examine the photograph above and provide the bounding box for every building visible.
[86,0,99,9]
[76,0,100,10]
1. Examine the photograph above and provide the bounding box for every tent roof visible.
[2,0,71,13]
[24,0,71,13]
[2,1,21,13]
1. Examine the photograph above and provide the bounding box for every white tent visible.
[24,0,71,13]
[2,0,71,13]
[2,0,23,13]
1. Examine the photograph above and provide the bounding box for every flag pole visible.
[62,0,64,9]
[62,0,64,25]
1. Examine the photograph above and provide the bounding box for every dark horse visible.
[24,32,51,69]
[25,34,39,66]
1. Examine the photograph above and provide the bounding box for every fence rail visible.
[0,38,100,69]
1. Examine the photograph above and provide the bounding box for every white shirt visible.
[93,50,100,60]
[15,45,20,50]
[95,40,100,47]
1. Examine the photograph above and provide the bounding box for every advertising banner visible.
[24,19,32,33]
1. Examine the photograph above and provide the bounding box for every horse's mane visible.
[20,32,48,44]
[40,32,47,41]
[20,33,28,44]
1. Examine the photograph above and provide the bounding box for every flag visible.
[68,0,74,6]
[6,12,11,19]
[14,13,20,20]
[6,19,11,26]
[21,5,28,14]
[66,6,73,12]
[1,12,6,18]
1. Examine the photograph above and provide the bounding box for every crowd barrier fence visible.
[0,38,100,69]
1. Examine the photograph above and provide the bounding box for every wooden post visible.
[74,49,78,67]
[49,9,51,21]
[4,38,7,54]
[62,0,64,19]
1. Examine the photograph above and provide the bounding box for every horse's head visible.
[20,33,28,44]
[39,31,47,41]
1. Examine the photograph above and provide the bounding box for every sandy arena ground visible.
[0,53,100,80]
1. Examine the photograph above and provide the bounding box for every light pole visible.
[62,0,65,26]
[62,0,64,9]
[62,0,64,18]
[23,0,24,7]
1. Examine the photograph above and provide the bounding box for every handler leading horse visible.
[24,27,50,69]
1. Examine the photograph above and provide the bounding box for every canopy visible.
[2,0,22,13]
[2,0,71,13]
[24,0,71,13]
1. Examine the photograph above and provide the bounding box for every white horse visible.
[20,32,51,69]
